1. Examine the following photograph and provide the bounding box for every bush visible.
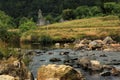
[75,6,91,19]
[54,15,62,22]
[0,26,8,42]
[22,56,31,66]
[0,51,4,59]
[0,10,14,28]
[113,4,120,14]
[39,34,53,45]
[7,32,20,43]
[90,6,102,16]
[19,19,36,33]
[19,17,30,25]
[62,9,75,20]
[45,14,54,23]
[0,48,10,59]
[104,2,116,14]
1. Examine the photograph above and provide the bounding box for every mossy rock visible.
[37,64,85,80]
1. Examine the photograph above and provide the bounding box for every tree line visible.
[0,0,120,29]
[0,0,120,23]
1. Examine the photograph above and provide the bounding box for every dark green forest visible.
[0,0,120,29]
[0,0,120,21]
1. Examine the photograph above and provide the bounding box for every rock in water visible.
[74,43,86,50]
[55,43,60,48]
[100,71,111,76]
[49,58,61,62]
[89,40,103,50]
[78,57,91,69]
[0,75,15,80]
[90,60,102,71]
[37,64,85,80]
[78,57,103,71]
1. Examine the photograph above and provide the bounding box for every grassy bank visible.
[20,15,120,43]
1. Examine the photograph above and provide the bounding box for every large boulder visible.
[89,40,104,50]
[90,60,103,71]
[73,38,91,44]
[103,44,120,52]
[0,57,34,80]
[74,43,87,50]
[0,75,15,80]
[55,43,60,48]
[78,57,103,71]
[77,57,91,69]
[103,36,114,44]
[37,64,85,80]
[80,39,91,44]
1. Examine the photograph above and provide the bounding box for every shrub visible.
[22,56,31,66]
[0,48,10,59]
[90,6,102,16]
[113,4,120,14]
[118,14,120,20]
[54,15,62,22]
[104,2,116,14]
[45,14,54,23]
[19,17,30,25]
[19,19,36,33]
[0,25,20,42]
[7,32,20,43]
[0,51,4,59]
[0,26,8,42]
[75,6,91,19]
[0,10,14,28]
[62,9,75,20]
[39,34,53,45]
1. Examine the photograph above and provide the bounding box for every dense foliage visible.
[19,19,36,33]
[0,0,120,29]
[0,0,120,22]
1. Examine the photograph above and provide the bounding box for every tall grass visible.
[39,34,53,45]
[20,15,120,43]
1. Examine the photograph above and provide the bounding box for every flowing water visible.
[1,42,120,80]
[28,48,120,80]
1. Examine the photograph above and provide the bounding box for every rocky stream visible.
[0,36,120,80]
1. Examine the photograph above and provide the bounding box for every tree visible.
[45,14,54,23]
[62,9,75,20]
[0,10,14,28]
[75,6,91,19]
[19,19,36,33]
[104,2,116,14]
[90,6,102,16]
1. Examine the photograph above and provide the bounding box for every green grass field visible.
[20,15,120,43]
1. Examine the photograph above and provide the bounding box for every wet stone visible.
[48,52,54,55]
[59,51,69,55]
[100,71,111,76]
[100,54,107,57]
[49,58,61,62]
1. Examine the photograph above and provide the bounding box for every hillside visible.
[21,15,120,43]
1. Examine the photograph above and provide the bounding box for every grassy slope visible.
[21,15,120,42]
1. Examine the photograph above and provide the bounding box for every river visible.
[28,48,120,80]
[1,42,120,80]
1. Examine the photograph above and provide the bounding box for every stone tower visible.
[37,9,46,26]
